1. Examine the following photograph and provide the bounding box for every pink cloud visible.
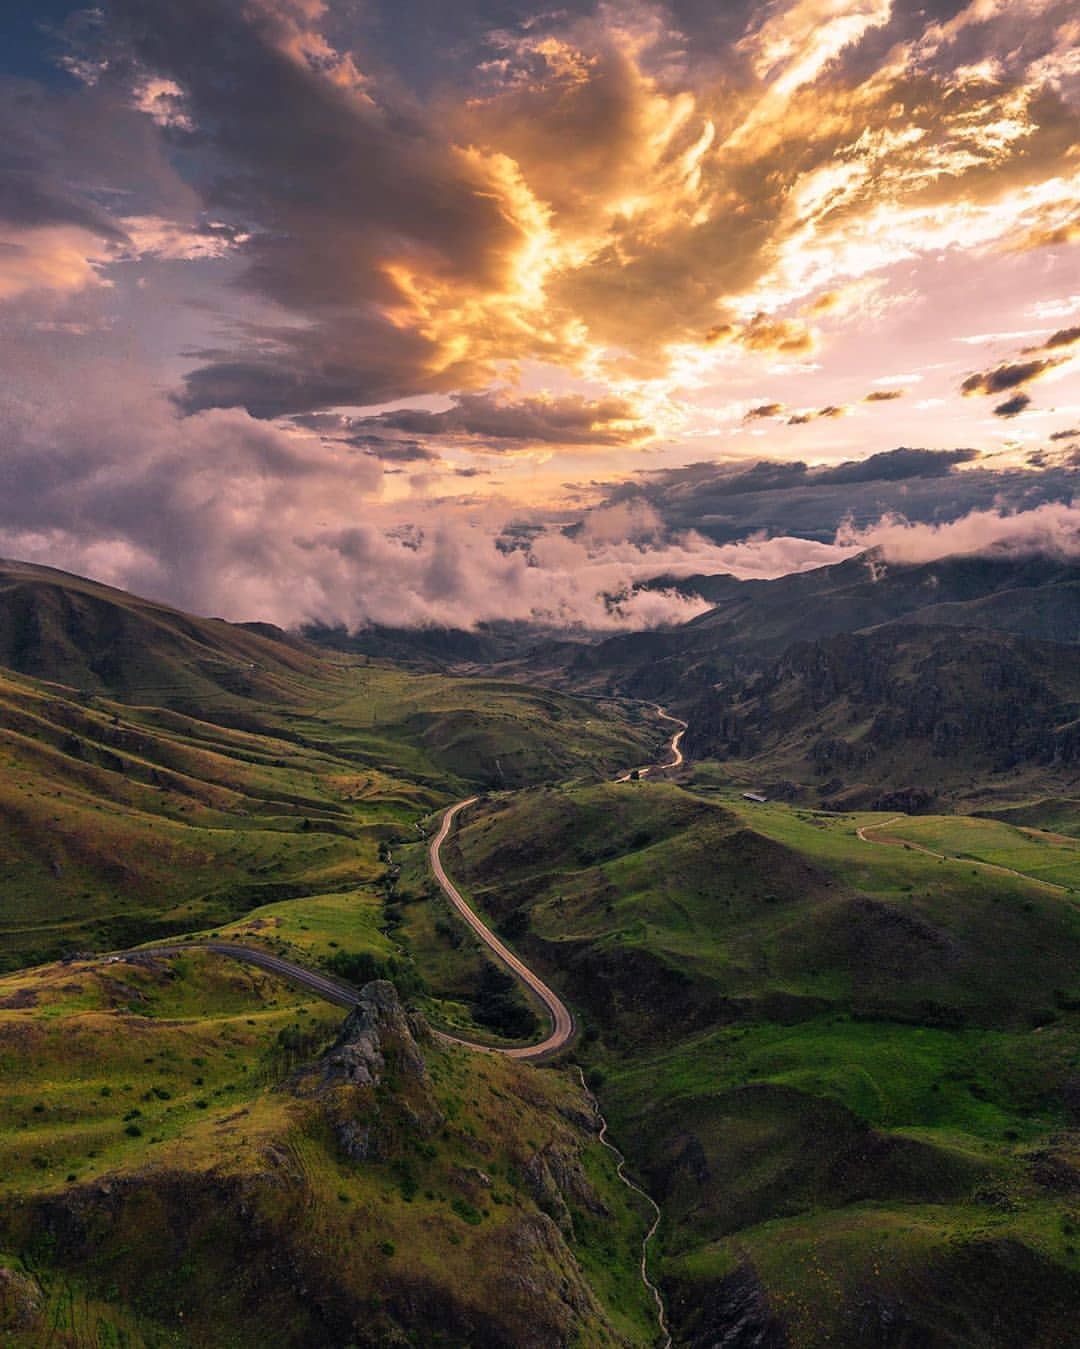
[839,500,1080,563]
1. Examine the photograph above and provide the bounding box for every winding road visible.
[109,703,686,1346]
[124,940,363,1007]
[122,703,687,1061]
[616,707,687,782]
[428,797,575,1060]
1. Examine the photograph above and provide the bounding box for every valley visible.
[3,553,1080,1346]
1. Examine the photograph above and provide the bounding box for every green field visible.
[0,655,660,969]
[432,778,1080,1345]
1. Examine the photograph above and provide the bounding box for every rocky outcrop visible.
[523,1133,611,1239]
[290,979,443,1157]
[0,1265,43,1335]
[668,1261,789,1348]
[307,980,428,1091]
[685,623,1080,791]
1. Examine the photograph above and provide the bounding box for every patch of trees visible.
[324,948,425,998]
[470,961,538,1040]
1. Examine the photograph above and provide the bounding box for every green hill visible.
[0,954,657,1347]
[7,559,1080,1343]
[0,564,661,968]
[0,559,325,710]
[423,780,1080,1346]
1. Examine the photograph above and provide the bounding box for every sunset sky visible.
[3,0,1079,629]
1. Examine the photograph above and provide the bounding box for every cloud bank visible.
[840,500,1080,565]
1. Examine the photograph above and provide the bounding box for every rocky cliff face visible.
[684,624,1080,790]
[0,1266,42,1336]
[290,978,445,1159]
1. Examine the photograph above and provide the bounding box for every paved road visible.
[428,798,575,1060]
[127,941,363,1008]
[616,705,687,782]
[425,705,686,1058]
[109,713,684,1343]
[119,707,687,1062]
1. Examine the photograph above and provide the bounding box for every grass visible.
[0,574,670,1342]
[859,813,1080,890]
[979,796,1080,839]
[7,561,1080,1341]
[0,655,658,969]
[0,951,334,1198]
[204,888,399,963]
[0,946,659,1346]
[437,778,1080,1344]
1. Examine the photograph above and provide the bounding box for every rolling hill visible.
[425,779,1080,1347]
[6,555,1080,1344]
[0,562,671,1346]
[0,952,657,1347]
[0,559,325,710]
[0,562,662,968]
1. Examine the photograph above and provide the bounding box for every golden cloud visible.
[0,225,113,301]
[43,0,1080,436]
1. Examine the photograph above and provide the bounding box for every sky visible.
[2,0,1079,630]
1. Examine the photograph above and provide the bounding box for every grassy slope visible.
[0,566,673,1345]
[0,950,659,1348]
[973,795,1080,840]
[438,781,1080,1346]
[0,653,659,968]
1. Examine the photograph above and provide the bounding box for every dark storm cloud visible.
[353,392,652,447]
[0,74,190,239]
[818,447,978,483]
[285,414,439,459]
[101,0,532,414]
[994,393,1032,418]
[348,436,438,463]
[961,358,1063,396]
[1045,326,1080,350]
[601,448,1074,545]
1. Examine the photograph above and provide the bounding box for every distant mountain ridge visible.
[682,623,1080,808]
[567,551,1080,702]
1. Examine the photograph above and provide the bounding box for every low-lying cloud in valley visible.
[3,356,1079,631]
